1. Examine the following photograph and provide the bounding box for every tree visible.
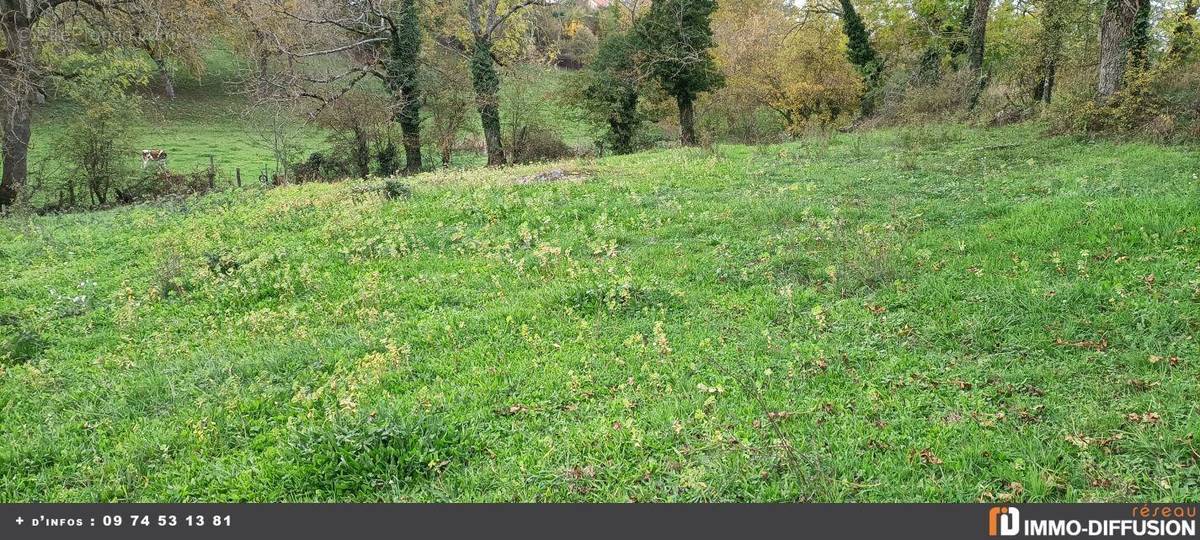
[579,32,643,154]
[463,0,550,166]
[54,53,150,206]
[315,91,395,179]
[965,0,991,108]
[121,0,216,99]
[2,0,141,210]
[246,0,424,175]
[708,0,861,137]
[839,0,882,115]
[634,0,723,146]
[390,0,423,174]
[1168,0,1198,59]
[424,45,476,167]
[1098,0,1151,98]
[1033,0,1068,104]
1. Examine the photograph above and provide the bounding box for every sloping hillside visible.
[1,125,1198,502]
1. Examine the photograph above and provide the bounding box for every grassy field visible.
[1,124,1198,502]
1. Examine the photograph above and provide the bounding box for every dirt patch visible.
[514,168,592,185]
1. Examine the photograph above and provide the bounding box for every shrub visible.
[509,126,573,164]
[877,70,975,125]
[349,179,412,203]
[1045,57,1200,141]
[52,52,149,208]
[571,33,648,154]
[382,179,412,200]
[114,169,213,204]
[291,152,355,184]
[376,140,400,177]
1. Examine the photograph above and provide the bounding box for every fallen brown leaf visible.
[1055,337,1109,352]
[1126,412,1162,425]
[919,448,944,465]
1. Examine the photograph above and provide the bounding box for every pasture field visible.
[1,125,1198,502]
[26,58,589,200]
[29,53,329,188]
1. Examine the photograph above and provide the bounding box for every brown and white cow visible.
[142,149,168,169]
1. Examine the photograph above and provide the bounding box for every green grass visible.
[2,124,1198,502]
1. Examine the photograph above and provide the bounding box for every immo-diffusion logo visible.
[988,506,1198,538]
[989,507,1021,537]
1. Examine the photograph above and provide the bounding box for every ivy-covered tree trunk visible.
[839,0,882,115]
[949,0,975,60]
[610,90,639,155]
[966,0,990,74]
[0,12,34,210]
[1128,0,1152,71]
[390,0,422,175]
[1035,59,1056,104]
[635,0,722,147]
[677,95,696,147]
[470,36,505,167]
[1098,0,1149,98]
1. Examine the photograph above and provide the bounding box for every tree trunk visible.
[677,95,697,147]
[398,94,422,175]
[1041,58,1056,104]
[966,0,990,75]
[353,125,370,179]
[392,0,422,175]
[966,0,991,108]
[1,14,34,210]
[153,56,176,99]
[470,37,505,166]
[1098,0,1147,98]
[1037,0,1064,105]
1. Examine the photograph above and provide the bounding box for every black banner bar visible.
[0,504,1196,540]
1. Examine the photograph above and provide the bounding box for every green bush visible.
[114,169,213,204]
[509,125,573,164]
[1047,59,1200,141]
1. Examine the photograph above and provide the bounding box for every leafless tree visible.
[238,0,424,174]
